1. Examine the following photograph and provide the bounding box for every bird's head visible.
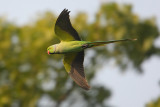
[47,45,56,55]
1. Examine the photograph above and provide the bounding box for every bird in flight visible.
[47,9,136,90]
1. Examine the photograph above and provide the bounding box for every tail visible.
[88,38,137,47]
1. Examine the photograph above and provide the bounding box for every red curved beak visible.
[47,50,50,55]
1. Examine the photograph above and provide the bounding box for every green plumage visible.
[47,9,137,90]
[47,39,136,54]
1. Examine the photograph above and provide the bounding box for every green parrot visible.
[47,9,136,90]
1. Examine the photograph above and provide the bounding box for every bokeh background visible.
[0,0,160,107]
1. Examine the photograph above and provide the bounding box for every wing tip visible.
[82,84,91,90]
[69,72,91,91]
[62,8,70,14]
[77,81,91,90]
[57,8,70,20]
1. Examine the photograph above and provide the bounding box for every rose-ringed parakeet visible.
[47,9,136,90]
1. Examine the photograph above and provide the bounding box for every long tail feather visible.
[89,38,137,47]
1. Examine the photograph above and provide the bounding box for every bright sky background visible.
[0,0,160,107]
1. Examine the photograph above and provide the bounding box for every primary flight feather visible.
[47,9,136,90]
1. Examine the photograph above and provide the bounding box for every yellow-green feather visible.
[63,53,76,73]
[55,26,75,41]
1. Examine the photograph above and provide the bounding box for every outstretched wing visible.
[55,9,81,41]
[63,51,90,90]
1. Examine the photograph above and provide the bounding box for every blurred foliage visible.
[0,3,159,107]
[146,97,160,107]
